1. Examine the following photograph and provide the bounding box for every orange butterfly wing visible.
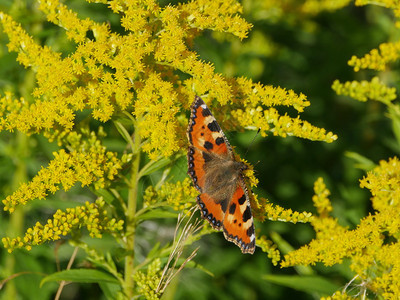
[222,179,255,254]
[187,96,255,254]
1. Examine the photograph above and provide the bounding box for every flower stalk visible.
[124,121,142,297]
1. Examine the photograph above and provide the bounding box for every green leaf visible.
[114,121,135,151]
[147,242,161,259]
[263,274,340,295]
[99,282,122,300]
[40,269,119,287]
[345,151,376,171]
[95,188,115,204]
[138,157,172,178]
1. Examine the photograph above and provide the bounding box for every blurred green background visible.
[0,0,397,299]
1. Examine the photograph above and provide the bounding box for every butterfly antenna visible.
[243,128,261,159]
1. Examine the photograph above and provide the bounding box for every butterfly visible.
[187,96,256,254]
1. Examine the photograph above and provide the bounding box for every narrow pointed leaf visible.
[263,274,340,295]
[41,269,119,287]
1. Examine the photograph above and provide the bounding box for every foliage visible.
[0,0,399,299]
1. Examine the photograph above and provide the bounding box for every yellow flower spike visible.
[2,130,124,212]
[312,177,333,216]
[231,106,337,143]
[256,199,313,224]
[2,199,123,253]
[332,77,397,104]
[257,235,281,266]
[133,258,162,299]
[235,77,310,112]
[348,40,400,71]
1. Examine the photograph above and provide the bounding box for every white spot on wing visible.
[250,234,255,242]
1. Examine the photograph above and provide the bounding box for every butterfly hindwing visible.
[197,193,224,230]
[222,180,255,254]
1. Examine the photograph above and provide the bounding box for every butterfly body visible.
[187,96,255,254]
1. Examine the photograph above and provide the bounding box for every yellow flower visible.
[348,41,400,72]
[282,158,400,298]
[143,178,197,212]
[134,72,180,159]
[312,177,333,217]
[256,197,313,224]
[257,235,281,266]
[2,130,125,212]
[133,258,162,300]
[332,77,397,104]
[2,199,124,253]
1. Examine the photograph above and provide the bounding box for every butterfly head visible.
[236,161,248,172]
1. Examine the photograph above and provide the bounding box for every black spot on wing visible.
[242,206,252,222]
[194,96,203,108]
[215,137,224,145]
[207,120,220,132]
[238,194,246,205]
[247,224,255,237]
[220,198,228,213]
[229,203,236,215]
[201,107,212,117]
[202,152,212,163]
[204,141,213,150]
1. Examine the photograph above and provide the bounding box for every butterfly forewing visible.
[187,96,232,157]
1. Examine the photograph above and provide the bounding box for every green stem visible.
[4,132,28,299]
[124,122,141,298]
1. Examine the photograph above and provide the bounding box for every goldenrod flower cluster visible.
[0,0,335,158]
[349,0,400,72]
[332,77,397,104]
[259,198,314,224]
[282,159,400,298]
[348,41,400,72]
[229,77,337,142]
[312,177,332,217]
[2,130,126,212]
[257,235,281,266]
[133,258,162,300]
[143,178,197,212]
[2,198,124,253]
